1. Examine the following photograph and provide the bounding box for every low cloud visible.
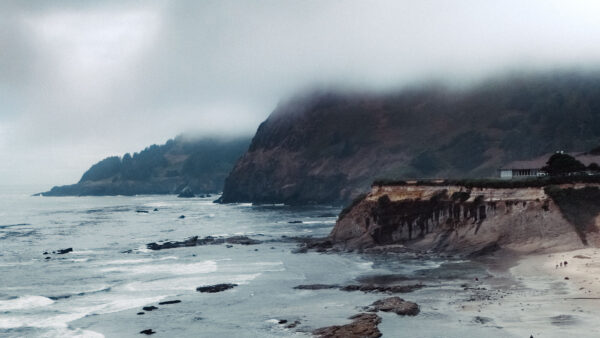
[2,0,600,186]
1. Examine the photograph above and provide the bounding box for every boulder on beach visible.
[313,313,382,338]
[367,297,420,316]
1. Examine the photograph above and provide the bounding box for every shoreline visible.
[461,248,600,337]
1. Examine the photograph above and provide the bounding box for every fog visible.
[2,0,600,186]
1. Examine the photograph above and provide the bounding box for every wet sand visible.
[450,249,600,337]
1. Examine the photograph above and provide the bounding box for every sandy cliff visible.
[330,183,600,254]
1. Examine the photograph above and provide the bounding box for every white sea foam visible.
[100,260,217,275]
[0,295,54,311]
[40,328,105,338]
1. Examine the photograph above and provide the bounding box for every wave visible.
[0,295,54,311]
[100,260,217,275]
[100,256,178,266]
[121,273,260,292]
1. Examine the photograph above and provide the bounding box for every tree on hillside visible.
[541,153,586,176]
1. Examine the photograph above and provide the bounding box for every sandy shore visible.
[514,248,600,297]
[454,248,600,337]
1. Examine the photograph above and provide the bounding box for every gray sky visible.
[2,0,600,187]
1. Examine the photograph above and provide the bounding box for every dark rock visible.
[43,251,49,255]
[367,297,419,316]
[196,283,238,293]
[153,208,158,211]
[340,284,424,294]
[146,235,262,251]
[574,255,591,259]
[225,236,262,245]
[54,248,73,254]
[179,215,185,219]
[136,210,149,213]
[294,284,339,290]
[293,237,333,253]
[178,187,195,198]
[137,312,145,315]
[158,300,181,305]
[285,320,300,329]
[45,257,51,260]
[313,313,382,338]
[473,316,493,324]
[288,220,303,224]
[139,329,155,335]
[226,245,233,248]
[147,236,198,250]
[142,306,158,311]
[278,319,288,324]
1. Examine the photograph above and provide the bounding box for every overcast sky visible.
[2,0,600,187]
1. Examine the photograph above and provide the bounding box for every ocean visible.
[0,185,548,337]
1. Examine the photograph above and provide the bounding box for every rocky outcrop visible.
[366,297,420,316]
[146,235,261,251]
[330,182,600,254]
[196,283,237,293]
[313,313,382,338]
[220,73,600,205]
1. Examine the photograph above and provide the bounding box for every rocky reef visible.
[330,182,600,254]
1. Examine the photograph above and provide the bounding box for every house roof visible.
[500,152,600,170]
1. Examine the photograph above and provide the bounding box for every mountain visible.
[41,136,251,196]
[219,71,600,205]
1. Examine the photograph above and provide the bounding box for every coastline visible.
[464,248,600,337]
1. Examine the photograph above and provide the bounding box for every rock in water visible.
[142,306,158,311]
[293,284,339,290]
[178,187,195,198]
[196,283,237,293]
[367,297,419,316]
[139,329,156,335]
[54,248,73,254]
[158,300,181,305]
[313,313,382,338]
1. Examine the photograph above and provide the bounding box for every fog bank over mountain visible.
[2,0,600,185]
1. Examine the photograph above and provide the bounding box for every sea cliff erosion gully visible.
[330,183,600,255]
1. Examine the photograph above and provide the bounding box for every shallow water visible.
[0,185,539,337]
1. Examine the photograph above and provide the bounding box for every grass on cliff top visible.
[372,175,600,189]
[544,185,600,245]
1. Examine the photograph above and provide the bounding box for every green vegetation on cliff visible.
[42,136,250,196]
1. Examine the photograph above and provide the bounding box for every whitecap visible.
[100,260,217,275]
[0,295,54,311]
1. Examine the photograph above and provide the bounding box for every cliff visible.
[41,136,250,196]
[220,71,600,205]
[329,182,600,254]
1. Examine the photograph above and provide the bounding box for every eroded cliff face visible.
[330,184,600,254]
